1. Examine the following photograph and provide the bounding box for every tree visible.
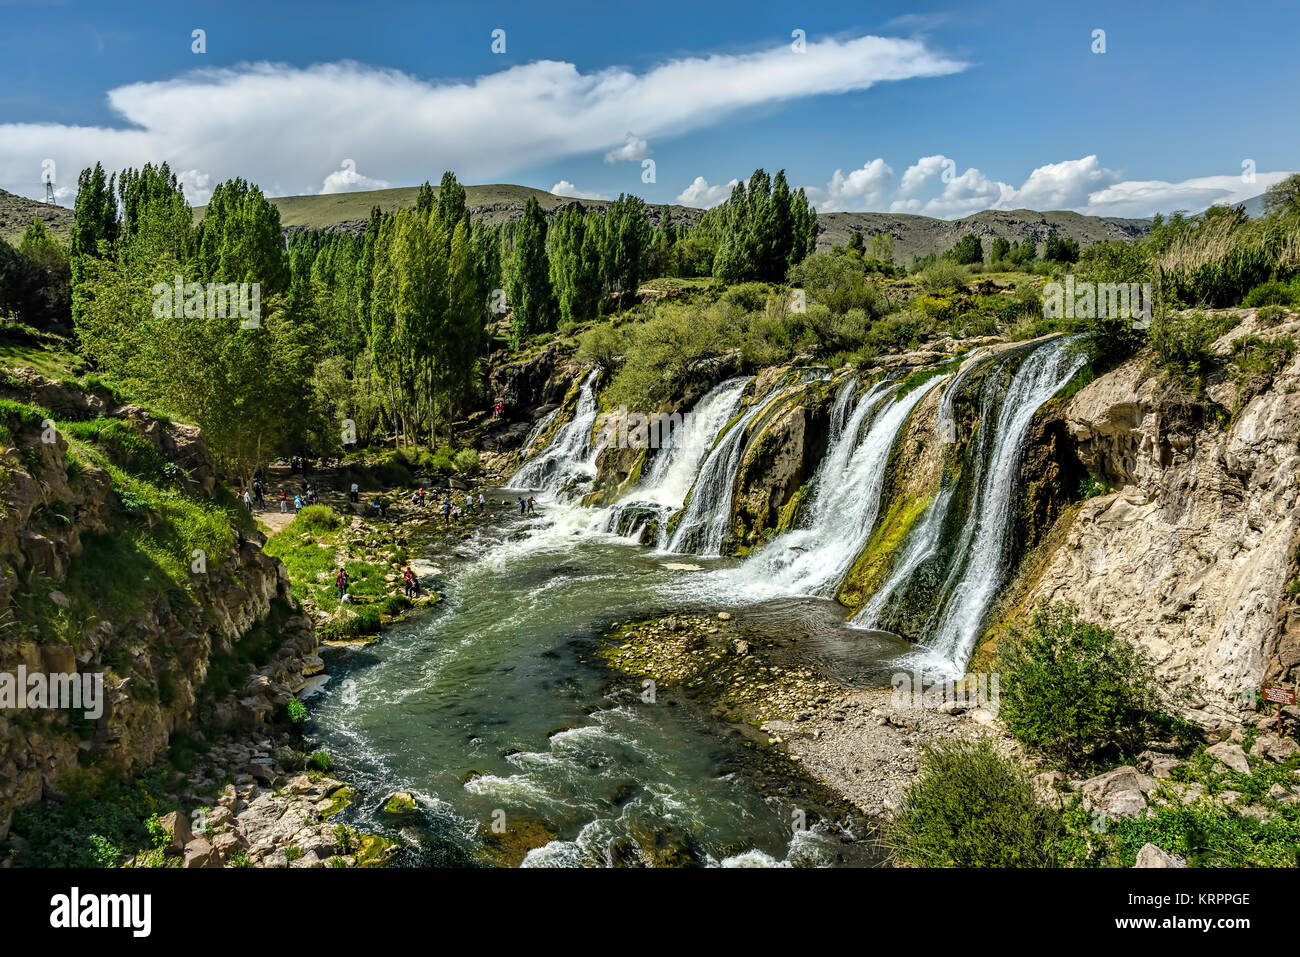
[503,197,556,345]
[990,236,1011,262]
[69,163,118,324]
[950,233,984,265]
[1262,173,1300,218]
[601,194,652,308]
[847,230,865,253]
[549,206,603,325]
[1043,235,1080,264]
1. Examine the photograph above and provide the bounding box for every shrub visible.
[286,698,307,724]
[998,601,1165,769]
[888,738,1062,867]
[294,504,342,533]
[1256,304,1288,325]
[307,750,332,772]
[1242,279,1296,308]
[453,447,480,472]
[913,259,968,295]
[1150,309,1219,388]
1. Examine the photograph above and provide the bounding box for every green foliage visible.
[505,197,557,344]
[286,698,307,724]
[1149,309,1222,389]
[1080,475,1112,499]
[998,601,1167,769]
[1043,236,1080,263]
[295,504,343,533]
[307,750,332,772]
[888,738,1063,867]
[949,233,984,265]
[694,169,816,283]
[913,259,968,295]
[453,447,480,471]
[11,766,176,867]
[1242,279,1296,307]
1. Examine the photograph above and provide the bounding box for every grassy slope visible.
[0,188,74,243]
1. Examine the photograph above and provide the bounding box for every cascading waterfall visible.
[520,408,560,457]
[509,370,601,494]
[665,374,826,556]
[718,373,949,598]
[903,336,1086,676]
[603,377,750,545]
[854,348,998,626]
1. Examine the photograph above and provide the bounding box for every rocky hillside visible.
[1020,310,1300,727]
[816,208,1152,261]
[0,370,320,844]
[0,188,72,244]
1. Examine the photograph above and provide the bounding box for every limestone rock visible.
[1134,843,1186,868]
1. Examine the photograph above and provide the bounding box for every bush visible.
[1256,304,1288,325]
[454,447,480,472]
[1242,279,1296,308]
[998,601,1165,769]
[913,259,968,295]
[286,698,307,724]
[294,504,342,533]
[1150,309,1219,388]
[888,738,1062,867]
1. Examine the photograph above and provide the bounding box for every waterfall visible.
[665,375,823,556]
[904,336,1085,676]
[718,373,949,597]
[508,370,601,494]
[520,408,560,457]
[603,377,750,545]
[855,348,998,625]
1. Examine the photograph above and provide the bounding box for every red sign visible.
[1262,686,1296,705]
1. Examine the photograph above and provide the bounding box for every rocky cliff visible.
[0,372,320,841]
[1023,311,1300,727]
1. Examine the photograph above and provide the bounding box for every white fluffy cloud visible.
[0,35,965,204]
[320,159,390,194]
[804,154,1294,219]
[676,175,739,208]
[551,180,610,201]
[604,132,650,164]
[810,159,894,212]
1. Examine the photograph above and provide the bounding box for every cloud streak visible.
[0,35,965,206]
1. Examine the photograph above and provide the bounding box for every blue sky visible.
[1,0,1296,217]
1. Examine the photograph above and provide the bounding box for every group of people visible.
[517,496,536,515]
[440,491,487,523]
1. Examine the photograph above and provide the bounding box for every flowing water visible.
[309,501,880,868]
[311,337,1083,866]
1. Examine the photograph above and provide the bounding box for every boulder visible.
[1136,750,1180,779]
[157,810,192,852]
[1206,742,1250,774]
[1250,734,1300,763]
[1079,766,1157,817]
[182,837,219,869]
[1134,843,1186,868]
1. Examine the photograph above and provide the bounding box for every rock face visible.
[0,374,319,842]
[1027,312,1300,726]
[728,380,833,550]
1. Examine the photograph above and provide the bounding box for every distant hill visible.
[8,181,1160,265]
[196,183,703,239]
[0,189,73,244]
[817,208,1152,263]
[243,186,1152,262]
